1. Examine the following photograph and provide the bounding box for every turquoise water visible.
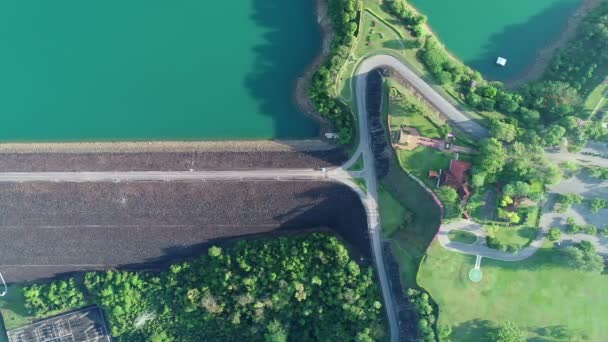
[409,0,582,81]
[0,1,321,141]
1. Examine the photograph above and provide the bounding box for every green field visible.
[584,82,608,118]
[493,225,539,249]
[388,80,445,139]
[448,230,478,244]
[378,185,410,237]
[0,285,31,332]
[418,241,608,341]
[397,147,451,188]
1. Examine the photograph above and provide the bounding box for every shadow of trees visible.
[466,0,580,82]
[245,0,322,138]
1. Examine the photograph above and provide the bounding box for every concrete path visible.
[437,220,546,262]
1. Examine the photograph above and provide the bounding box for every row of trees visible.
[23,278,86,317]
[563,241,605,273]
[473,136,562,190]
[386,0,608,149]
[22,233,385,341]
[309,0,362,144]
[406,288,437,342]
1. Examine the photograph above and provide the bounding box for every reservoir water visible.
[0,1,321,141]
[409,0,582,81]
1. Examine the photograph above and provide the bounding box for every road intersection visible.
[0,54,489,342]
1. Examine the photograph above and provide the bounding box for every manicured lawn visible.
[493,225,538,249]
[397,147,451,188]
[354,178,368,193]
[584,82,608,117]
[379,164,442,288]
[356,12,409,59]
[448,230,477,244]
[418,241,608,341]
[378,184,409,237]
[349,155,365,171]
[388,81,444,139]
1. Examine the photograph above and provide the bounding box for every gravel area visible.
[0,140,347,171]
[0,180,369,282]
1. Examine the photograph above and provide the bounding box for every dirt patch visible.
[0,180,370,282]
[506,0,603,87]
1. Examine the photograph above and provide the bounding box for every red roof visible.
[448,160,471,185]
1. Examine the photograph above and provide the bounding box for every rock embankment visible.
[0,140,347,171]
[0,180,369,282]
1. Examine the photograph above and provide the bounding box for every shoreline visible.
[293,0,335,128]
[506,0,602,87]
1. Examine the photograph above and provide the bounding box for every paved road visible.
[545,150,608,168]
[0,169,354,183]
[358,55,489,139]
[352,57,399,342]
[0,53,494,342]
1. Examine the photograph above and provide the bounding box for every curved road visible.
[0,55,487,341]
[354,55,489,139]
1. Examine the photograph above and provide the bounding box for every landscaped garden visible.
[418,241,608,341]
[447,230,477,244]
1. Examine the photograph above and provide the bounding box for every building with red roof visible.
[440,160,472,200]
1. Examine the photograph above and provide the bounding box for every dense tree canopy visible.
[545,2,608,95]
[309,0,362,144]
[23,234,385,341]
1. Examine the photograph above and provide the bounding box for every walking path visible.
[437,219,546,261]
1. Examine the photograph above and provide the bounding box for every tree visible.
[548,228,562,242]
[523,81,581,122]
[503,181,530,198]
[492,321,525,342]
[563,241,604,273]
[208,246,222,257]
[474,138,507,185]
[490,119,519,143]
[543,125,567,146]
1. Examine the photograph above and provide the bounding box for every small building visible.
[496,57,507,67]
[440,160,472,200]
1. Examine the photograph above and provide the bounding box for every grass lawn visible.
[584,82,608,118]
[448,230,477,244]
[418,241,608,341]
[387,80,444,139]
[349,155,365,171]
[378,184,409,237]
[492,225,539,249]
[397,147,451,188]
[0,285,31,332]
[354,178,367,193]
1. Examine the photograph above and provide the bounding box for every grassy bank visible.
[418,241,608,341]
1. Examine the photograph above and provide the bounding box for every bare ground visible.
[0,180,370,282]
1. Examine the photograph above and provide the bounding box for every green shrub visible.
[23,278,86,317]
